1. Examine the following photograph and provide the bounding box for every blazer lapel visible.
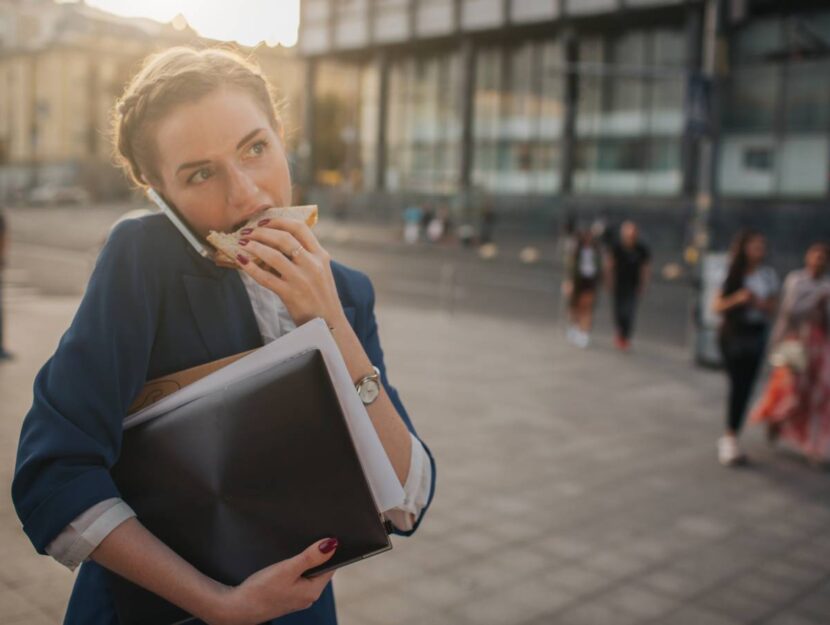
[183,272,262,360]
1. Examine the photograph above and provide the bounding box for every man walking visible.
[607,220,651,350]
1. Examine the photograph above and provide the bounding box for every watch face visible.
[359,379,380,404]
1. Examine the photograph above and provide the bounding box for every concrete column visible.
[690,0,721,254]
[459,37,476,192]
[559,32,579,195]
[375,52,390,191]
[301,58,317,189]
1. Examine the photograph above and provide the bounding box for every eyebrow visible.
[175,128,266,175]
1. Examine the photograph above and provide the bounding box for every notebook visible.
[108,348,392,624]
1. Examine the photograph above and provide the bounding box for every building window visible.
[574,28,686,196]
[472,40,565,195]
[300,0,331,54]
[719,12,830,198]
[386,51,463,194]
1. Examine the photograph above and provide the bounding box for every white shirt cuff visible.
[45,498,136,570]
[385,433,432,532]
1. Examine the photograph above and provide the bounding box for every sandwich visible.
[207,205,318,269]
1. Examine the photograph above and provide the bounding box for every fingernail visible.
[257,218,270,226]
[236,254,249,266]
[239,238,249,246]
[240,228,253,235]
[319,538,338,554]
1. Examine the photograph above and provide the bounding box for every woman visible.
[751,242,830,466]
[567,228,602,348]
[12,48,435,625]
[713,230,778,466]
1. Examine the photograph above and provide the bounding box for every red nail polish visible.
[257,218,270,226]
[319,538,338,554]
[236,254,249,266]
[240,228,253,235]
[239,239,249,246]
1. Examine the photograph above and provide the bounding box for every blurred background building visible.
[0,0,305,204]
[1,0,828,265]
[297,0,830,262]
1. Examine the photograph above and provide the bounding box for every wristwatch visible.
[355,366,381,405]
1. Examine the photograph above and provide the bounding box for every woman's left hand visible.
[236,217,346,328]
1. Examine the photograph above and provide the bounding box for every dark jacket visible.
[12,213,435,625]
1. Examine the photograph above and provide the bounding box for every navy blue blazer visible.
[12,213,436,625]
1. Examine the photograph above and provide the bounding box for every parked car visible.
[28,184,91,206]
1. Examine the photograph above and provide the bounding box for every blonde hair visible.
[112,46,283,188]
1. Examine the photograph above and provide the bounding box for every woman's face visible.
[745,235,767,264]
[152,88,291,237]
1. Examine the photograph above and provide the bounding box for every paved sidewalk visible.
[1,292,829,625]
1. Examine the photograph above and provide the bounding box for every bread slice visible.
[206,205,318,268]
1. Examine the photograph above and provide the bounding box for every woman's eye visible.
[188,168,212,184]
[248,140,268,156]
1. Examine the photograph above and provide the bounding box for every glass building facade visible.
[718,11,830,198]
[300,0,830,226]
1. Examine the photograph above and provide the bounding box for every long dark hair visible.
[723,229,763,296]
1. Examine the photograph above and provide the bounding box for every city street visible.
[1,209,829,624]
[4,205,695,348]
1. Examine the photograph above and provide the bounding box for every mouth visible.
[230,204,273,232]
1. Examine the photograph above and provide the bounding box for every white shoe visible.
[566,325,579,345]
[718,436,745,466]
[574,330,590,349]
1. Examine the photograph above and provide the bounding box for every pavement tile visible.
[755,560,827,587]
[538,565,613,598]
[639,566,714,599]
[792,584,830,621]
[343,588,429,625]
[697,585,779,622]
[599,582,679,620]
[403,574,479,609]
[0,611,58,625]
[651,606,743,625]
[498,576,575,615]
[534,536,596,562]
[545,600,640,625]
[580,549,651,579]
[761,611,827,625]
[730,572,806,605]
[448,589,542,625]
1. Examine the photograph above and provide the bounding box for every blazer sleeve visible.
[12,219,160,553]
[358,275,436,537]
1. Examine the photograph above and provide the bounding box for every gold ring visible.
[289,246,303,258]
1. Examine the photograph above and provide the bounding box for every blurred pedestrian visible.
[567,229,603,348]
[403,203,423,245]
[427,206,451,244]
[480,203,496,245]
[751,242,830,466]
[0,207,11,360]
[559,214,578,307]
[713,230,779,466]
[606,221,651,351]
[421,203,434,234]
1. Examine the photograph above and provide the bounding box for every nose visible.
[224,163,259,214]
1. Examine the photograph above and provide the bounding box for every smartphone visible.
[146,188,213,259]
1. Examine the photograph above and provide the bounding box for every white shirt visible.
[46,273,432,570]
[743,266,779,325]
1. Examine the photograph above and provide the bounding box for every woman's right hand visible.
[210,538,339,625]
